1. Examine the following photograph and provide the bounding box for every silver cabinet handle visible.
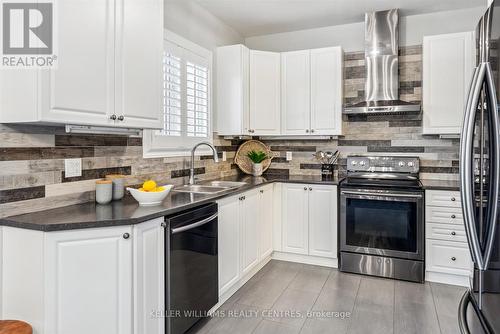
[110,114,117,120]
[309,187,312,191]
[118,115,124,121]
[259,189,264,194]
[161,222,167,228]
[304,187,307,190]
[123,233,130,239]
[451,231,456,236]
[171,213,218,235]
[451,197,456,201]
[311,129,315,133]
[451,257,457,261]
[451,214,456,219]
[305,129,309,133]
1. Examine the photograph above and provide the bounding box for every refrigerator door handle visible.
[461,63,487,270]
[482,62,500,267]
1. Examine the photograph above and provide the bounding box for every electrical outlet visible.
[65,158,82,178]
[286,152,293,161]
[222,151,227,162]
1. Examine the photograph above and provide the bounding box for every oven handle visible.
[171,213,218,235]
[340,190,422,199]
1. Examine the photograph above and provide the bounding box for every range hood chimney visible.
[344,9,421,114]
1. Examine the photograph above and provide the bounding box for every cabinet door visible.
[40,0,115,126]
[259,185,274,260]
[115,0,163,128]
[282,183,309,255]
[249,50,281,135]
[133,218,165,334]
[281,50,311,135]
[216,44,250,136]
[310,47,343,135]
[240,189,260,276]
[308,185,338,258]
[217,195,241,295]
[423,32,475,134]
[44,226,133,334]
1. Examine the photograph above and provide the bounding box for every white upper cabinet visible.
[216,45,342,137]
[39,0,115,126]
[0,0,163,129]
[281,50,311,135]
[115,0,164,129]
[310,47,343,136]
[423,31,475,135]
[281,47,343,136]
[215,44,250,136]
[249,50,281,135]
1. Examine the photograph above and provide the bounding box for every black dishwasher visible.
[165,203,218,334]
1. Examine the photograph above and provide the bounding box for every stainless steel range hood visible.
[344,9,421,114]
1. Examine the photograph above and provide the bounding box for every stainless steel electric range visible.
[339,156,425,283]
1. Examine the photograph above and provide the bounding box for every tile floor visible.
[188,260,468,334]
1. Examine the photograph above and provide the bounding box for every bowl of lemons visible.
[127,180,173,206]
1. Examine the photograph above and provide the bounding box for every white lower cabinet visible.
[217,185,274,298]
[240,189,260,276]
[425,190,473,286]
[281,183,338,260]
[1,219,165,334]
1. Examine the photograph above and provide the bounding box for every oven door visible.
[340,188,424,260]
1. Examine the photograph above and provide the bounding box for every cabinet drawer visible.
[425,205,463,225]
[426,190,461,208]
[426,239,472,275]
[426,223,467,243]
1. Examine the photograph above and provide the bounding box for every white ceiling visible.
[191,0,486,37]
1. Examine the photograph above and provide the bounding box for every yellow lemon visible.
[138,187,145,191]
[155,186,165,192]
[142,180,157,191]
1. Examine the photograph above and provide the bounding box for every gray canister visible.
[95,180,113,205]
[106,175,125,200]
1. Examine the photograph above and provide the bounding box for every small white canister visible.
[106,174,125,200]
[95,180,113,205]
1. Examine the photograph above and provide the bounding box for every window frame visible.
[143,30,213,158]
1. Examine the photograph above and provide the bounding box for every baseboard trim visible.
[272,251,338,268]
[425,271,470,287]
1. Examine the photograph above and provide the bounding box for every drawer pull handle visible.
[309,187,312,191]
[123,233,130,239]
[451,231,456,236]
[304,187,308,191]
[451,214,456,219]
[451,257,457,261]
[451,197,456,201]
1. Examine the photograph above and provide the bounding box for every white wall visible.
[164,0,244,50]
[245,6,486,52]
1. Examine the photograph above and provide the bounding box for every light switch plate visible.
[286,152,293,161]
[65,158,82,178]
[222,151,227,162]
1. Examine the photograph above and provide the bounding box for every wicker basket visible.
[234,140,275,175]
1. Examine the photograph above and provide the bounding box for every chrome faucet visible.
[189,142,219,185]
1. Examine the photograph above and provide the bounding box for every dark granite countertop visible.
[0,174,341,232]
[420,179,460,191]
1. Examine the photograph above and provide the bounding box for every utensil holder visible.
[321,164,334,180]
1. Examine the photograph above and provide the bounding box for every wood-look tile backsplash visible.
[0,45,459,218]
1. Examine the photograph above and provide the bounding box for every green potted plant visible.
[246,150,268,176]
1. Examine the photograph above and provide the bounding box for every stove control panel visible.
[347,156,420,174]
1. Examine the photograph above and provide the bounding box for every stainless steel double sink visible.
[173,181,247,194]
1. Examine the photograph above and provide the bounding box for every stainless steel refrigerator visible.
[459,1,500,333]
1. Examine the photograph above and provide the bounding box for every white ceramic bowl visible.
[127,185,173,206]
